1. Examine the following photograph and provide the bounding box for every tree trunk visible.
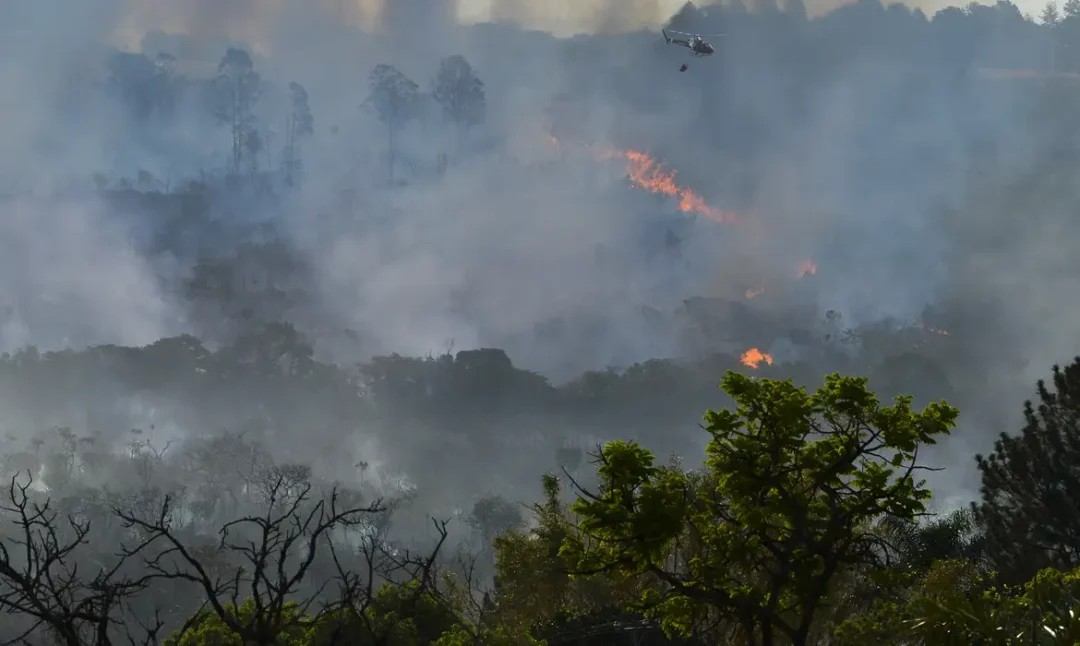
[232,84,242,176]
[792,617,813,646]
[388,118,396,185]
[283,114,293,186]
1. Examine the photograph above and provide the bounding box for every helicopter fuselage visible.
[689,38,714,55]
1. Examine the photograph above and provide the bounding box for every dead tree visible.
[115,474,384,644]
[0,473,161,646]
[422,547,502,645]
[320,517,450,645]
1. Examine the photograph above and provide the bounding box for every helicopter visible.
[662,29,724,71]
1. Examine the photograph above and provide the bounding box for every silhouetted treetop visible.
[973,357,1080,583]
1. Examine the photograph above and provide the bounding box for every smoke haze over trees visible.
[3,0,1080,641]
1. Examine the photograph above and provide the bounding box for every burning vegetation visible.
[602,148,739,224]
[541,130,890,371]
[740,347,774,368]
[545,133,740,224]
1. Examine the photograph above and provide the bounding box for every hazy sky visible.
[452,0,1046,34]
[107,0,1046,49]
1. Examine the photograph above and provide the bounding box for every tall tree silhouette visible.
[282,82,314,186]
[432,55,486,157]
[364,64,419,185]
[213,48,261,177]
[973,357,1080,583]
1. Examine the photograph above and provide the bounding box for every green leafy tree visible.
[165,599,309,646]
[561,371,958,645]
[432,623,543,645]
[492,474,593,632]
[880,508,987,574]
[829,511,989,643]
[302,582,460,646]
[833,559,1000,644]
[836,559,1080,644]
[491,475,650,642]
[973,358,1080,584]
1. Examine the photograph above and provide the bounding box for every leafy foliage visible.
[561,371,957,644]
[974,357,1080,583]
[9,348,1080,644]
[836,560,1080,645]
[165,599,309,646]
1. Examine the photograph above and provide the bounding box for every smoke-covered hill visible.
[1,0,1079,545]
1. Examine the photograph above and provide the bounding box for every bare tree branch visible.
[114,476,383,644]
[0,473,155,646]
[324,516,450,645]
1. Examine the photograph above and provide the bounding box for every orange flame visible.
[544,133,741,225]
[594,148,738,224]
[745,287,764,299]
[740,347,774,369]
[797,261,817,278]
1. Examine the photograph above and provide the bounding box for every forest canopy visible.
[0,334,1079,643]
